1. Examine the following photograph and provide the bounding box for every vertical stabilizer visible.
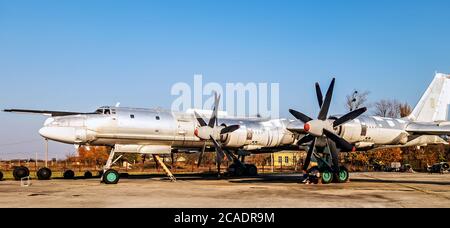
[408,73,450,122]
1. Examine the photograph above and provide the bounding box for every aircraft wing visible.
[406,122,450,135]
[3,109,96,117]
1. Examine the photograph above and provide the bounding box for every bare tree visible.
[346,90,370,111]
[373,99,401,118]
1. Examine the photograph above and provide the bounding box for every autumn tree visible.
[399,102,412,118]
[77,146,110,166]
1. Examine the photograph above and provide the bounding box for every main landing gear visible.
[226,151,258,177]
[302,143,350,185]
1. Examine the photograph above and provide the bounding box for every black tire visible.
[37,168,52,180]
[0,171,3,181]
[334,166,350,183]
[245,164,258,176]
[234,165,245,176]
[13,166,30,181]
[84,171,93,179]
[102,169,120,184]
[321,168,334,184]
[63,170,75,179]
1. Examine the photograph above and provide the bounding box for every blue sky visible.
[1,0,450,159]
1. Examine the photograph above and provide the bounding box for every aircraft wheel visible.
[334,166,349,183]
[321,168,334,184]
[13,166,30,181]
[234,165,245,177]
[37,167,52,180]
[228,164,244,176]
[103,169,120,184]
[227,164,237,176]
[0,171,3,181]
[245,164,258,176]
[63,170,75,179]
[84,171,93,179]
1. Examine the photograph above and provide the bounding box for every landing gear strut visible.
[226,151,258,177]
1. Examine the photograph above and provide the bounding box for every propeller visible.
[193,93,240,175]
[289,78,367,172]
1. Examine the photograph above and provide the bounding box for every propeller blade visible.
[210,136,225,160]
[323,129,355,152]
[317,78,335,120]
[197,143,207,168]
[315,82,323,108]
[289,109,313,123]
[220,125,240,135]
[194,111,207,127]
[333,107,367,127]
[208,93,221,128]
[328,139,340,172]
[303,138,316,171]
[297,134,314,146]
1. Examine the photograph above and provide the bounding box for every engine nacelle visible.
[221,127,250,148]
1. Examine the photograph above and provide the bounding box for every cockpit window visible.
[95,109,111,115]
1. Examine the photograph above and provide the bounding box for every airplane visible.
[2,73,450,184]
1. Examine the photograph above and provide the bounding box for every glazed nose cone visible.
[39,127,76,143]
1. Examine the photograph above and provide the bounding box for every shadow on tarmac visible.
[351,178,450,186]
[52,172,450,186]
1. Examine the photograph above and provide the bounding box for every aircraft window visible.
[104,109,111,115]
[130,114,135,119]
[95,109,103,114]
[156,116,160,120]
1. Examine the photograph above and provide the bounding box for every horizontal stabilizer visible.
[406,122,450,135]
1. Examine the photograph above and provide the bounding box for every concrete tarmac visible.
[0,172,449,208]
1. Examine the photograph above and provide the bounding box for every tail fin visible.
[408,73,450,122]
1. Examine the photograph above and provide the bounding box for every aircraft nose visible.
[39,126,77,143]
